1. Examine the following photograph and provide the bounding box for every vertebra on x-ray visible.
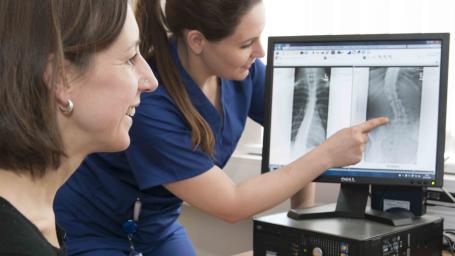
[290,68,330,156]
[365,67,423,164]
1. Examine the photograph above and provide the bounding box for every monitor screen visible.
[262,33,449,187]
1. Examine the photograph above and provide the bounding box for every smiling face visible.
[66,6,158,154]
[200,2,266,81]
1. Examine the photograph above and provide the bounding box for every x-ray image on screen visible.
[290,68,330,157]
[365,67,423,164]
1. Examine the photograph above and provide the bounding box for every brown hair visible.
[0,0,128,178]
[135,0,262,156]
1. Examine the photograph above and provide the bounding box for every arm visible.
[165,144,328,223]
[290,182,316,209]
[165,117,388,223]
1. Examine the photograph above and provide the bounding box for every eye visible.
[127,53,138,66]
[241,40,254,49]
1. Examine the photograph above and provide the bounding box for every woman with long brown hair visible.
[55,0,387,255]
[0,1,157,254]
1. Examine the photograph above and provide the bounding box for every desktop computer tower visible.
[253,207,443,256]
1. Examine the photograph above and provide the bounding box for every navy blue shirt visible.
[54,40,266,255]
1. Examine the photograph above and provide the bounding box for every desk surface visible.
[234,251,452,256]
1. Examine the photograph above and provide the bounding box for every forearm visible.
[290,182,316,209]
[227,148,329,222]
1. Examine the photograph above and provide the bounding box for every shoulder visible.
[0,200,31,236]
[0,204,59,255]
[136,86,188,132]
[140,58,185,123]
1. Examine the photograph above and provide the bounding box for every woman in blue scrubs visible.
[54,0,388,255]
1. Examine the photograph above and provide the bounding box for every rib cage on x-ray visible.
[365,67,423,164]
[290,68,330,156]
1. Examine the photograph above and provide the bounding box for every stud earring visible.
[59,99,74,114]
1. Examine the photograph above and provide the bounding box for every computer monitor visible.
[261,33,450,225]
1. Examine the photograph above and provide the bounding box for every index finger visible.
[356,117,389,133]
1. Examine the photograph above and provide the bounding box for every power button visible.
[312,247,323,256]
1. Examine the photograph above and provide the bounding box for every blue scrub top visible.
[54,40,266,255]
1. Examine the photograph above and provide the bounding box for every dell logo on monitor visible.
[340,177,356,183]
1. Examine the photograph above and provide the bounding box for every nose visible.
[137,55,158,93]
[139,74,158,92]
[253,40,265,59]
[139,72,158,92]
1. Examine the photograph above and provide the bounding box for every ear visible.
[42,55,73,107]
[185,30,207,55]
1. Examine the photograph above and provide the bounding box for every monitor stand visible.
[287,184,416,226]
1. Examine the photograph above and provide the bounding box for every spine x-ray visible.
[365,67,423,164]
[290,68,330,156]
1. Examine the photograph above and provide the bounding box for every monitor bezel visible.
[261,33,449,187]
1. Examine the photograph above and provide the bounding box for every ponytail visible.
[135,0,215,156]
